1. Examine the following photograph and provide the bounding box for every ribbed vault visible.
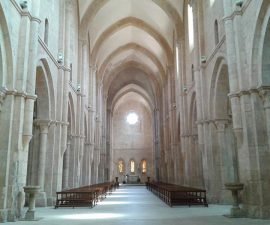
[79,0,184,95]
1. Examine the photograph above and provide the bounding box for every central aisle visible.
[14,186,269,225]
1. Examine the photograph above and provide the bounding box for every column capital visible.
[34,119,51,126]
[34,119,51,133]
[259,86,270,109]
[90,65,97,73]
[79,38,88,46]
[214,119,229,131]
[0,87,7,112]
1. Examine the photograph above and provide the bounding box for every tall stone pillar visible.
[67,135,75,188]
[82,142,91,185]
[222,0,242,148]
[153,108,160,181]
[261,89,270,147]
[190,1,206,188]
[106,108,112,181]
[95,115,102,183]
[88,65,97,183]
[22,6,41,196]
[88,106,95,184]
[62,138,71,189]
[36,120,50,206]
[215,120,238,202]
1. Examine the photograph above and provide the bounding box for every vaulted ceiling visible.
[78,0,184,108]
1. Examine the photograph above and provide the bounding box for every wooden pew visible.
[146,181,208,207]
[55,181,118,209]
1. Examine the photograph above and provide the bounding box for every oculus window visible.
[126,112,138,125]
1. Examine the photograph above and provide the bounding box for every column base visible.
[21,210,41,221]
[47,196,55,206]
[224,207,244,218]
[0,209,8,223]
[24,210,35,221]
[36,192,47,207]
[243,204,270,219]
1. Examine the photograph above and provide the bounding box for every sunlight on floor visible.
[106,195,130,198]
[98,201,131,205]
[60,213,125,220]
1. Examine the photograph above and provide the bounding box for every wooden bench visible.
[55,190,97,208]
[146,181,208,207]
[55,181,118,209]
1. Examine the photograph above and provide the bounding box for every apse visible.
[111,91,154,183]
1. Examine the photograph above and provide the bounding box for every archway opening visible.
[26,65,51,207]
[111,91,154,183]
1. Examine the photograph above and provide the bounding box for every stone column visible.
[88,107,95,184]
[83,142,91,185]
[22,5,41,197]
[79,39,88,185]
[222,1,247,217]
[35,120,50,206]
[67,135,75,187]
[153,108,160,181]
[79,135,85,185]
[95,115,102,183]
[106,108,112,181]
[88,65,97,183]
[191,1,206,188]
[222,0,243,147]
[215,120,237,202]
[260,89,270,147]
[62,138,71,189]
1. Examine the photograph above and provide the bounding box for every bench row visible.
[55,181,119,209]
[146,181,208,207]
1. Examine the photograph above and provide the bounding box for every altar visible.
[127,175,139,184]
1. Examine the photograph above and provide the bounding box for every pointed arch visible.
[35,59,56,120]
[251,0,270,86]
[91,17,172,63]
[79,0,183,39]
[0,4,13,88]
[209,56,228,120]
[99,43,166,84]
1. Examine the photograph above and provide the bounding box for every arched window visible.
[188,4,194,49]
[141,160,147,174]
[130,160,135,173]
[191,64,194,82]
[118,160,124,174]
[44,19,49,45]
[214,20,219,45]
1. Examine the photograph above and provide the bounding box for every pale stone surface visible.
[23,186,40,221]
[1,0,270,222]
[7,186,270,225]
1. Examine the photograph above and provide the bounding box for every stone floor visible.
[12,185,269,225]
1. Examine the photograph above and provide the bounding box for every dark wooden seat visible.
[55,181,118,209]
[146,181,208,207]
